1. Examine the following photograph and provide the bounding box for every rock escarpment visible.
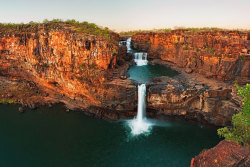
[132,30,250,84]
[147,73,239,126]
[0,22,136,118]
[191,140,250,167]
[129,30,249,126]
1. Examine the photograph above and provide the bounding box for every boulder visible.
[18,107,24,113]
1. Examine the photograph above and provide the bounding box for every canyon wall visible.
[147,76,240,126]
[0,25,248,125]
[0,23,136,118]
[131,30,250,126]
[132,30,250,85]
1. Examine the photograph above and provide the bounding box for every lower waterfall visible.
[128,84,152,136]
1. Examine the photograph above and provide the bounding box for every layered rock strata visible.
[0,23,136,119]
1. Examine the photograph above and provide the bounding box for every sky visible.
[0,0,250,32]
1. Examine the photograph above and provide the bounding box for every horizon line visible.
[1,19,250,33]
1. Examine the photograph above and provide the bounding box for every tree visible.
[217,83,250,147]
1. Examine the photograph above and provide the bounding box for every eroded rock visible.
[191,140,250,167]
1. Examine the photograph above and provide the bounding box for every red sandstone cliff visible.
[132,30,250,84]
[0,25,248,125]
[0,23,136,118]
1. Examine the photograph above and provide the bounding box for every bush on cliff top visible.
[217,83,250,147]
[0,19,114,41]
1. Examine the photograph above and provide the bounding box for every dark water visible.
[128,64,179,83]
[0,104,220,167]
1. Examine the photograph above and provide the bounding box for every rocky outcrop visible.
[146,63,241,126]
[132,30,250,84]
[191,140,250,167]
[0,23,136,118]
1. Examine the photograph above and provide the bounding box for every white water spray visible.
[128,84,152,135]
[134,52,148,66]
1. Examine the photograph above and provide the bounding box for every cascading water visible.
[128,84,152,135]
[134,52,148,66]
[126,37,132,52]
[124,37,153,136]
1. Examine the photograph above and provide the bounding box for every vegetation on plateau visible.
[217,83,250,147]
[119,27,248,36]
[119,29,172,35]
[0,19,114,41]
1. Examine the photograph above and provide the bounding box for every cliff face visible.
[147,75,239,126]
[132,31,250,84]
[0,24,136,118]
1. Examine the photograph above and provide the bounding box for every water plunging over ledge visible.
[127,84,152,135]
[134,52,148,66]
[126,37,132,53]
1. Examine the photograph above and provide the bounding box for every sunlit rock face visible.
[191,140,250,167]
[132,30,250,84]
[131,30,250,126]
[147,76,240,126]
[0,24,136,117]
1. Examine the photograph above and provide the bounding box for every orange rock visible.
[191,140,250,167]
[132,31,250,84]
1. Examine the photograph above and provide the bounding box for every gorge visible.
[0,21,249,167]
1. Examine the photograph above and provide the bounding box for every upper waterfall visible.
[126,37,132,52]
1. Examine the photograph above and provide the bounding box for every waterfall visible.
[128,84,152,136]
[134,52,148,66]
[126,37,132,52]
[118,41,126,46]
[137,84,146,122]
[123,37,152,136]
[125,37,148,66]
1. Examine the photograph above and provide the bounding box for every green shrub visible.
[0,99,15,104]
[217,83,250,147]
[183,46,188,50]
